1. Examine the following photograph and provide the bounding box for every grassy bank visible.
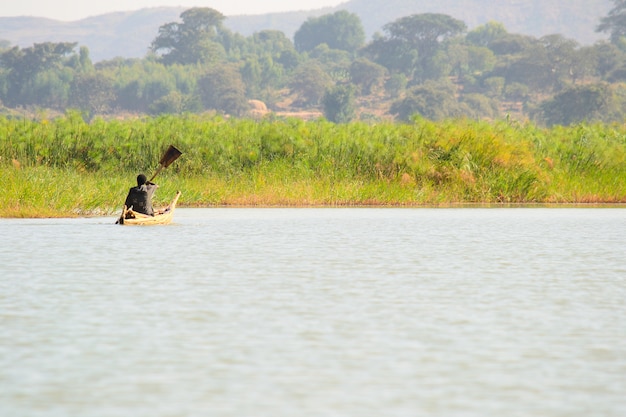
[1,112,625,217]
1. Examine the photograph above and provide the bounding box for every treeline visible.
[2,4,626,126]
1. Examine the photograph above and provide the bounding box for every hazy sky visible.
[0,0,347,21]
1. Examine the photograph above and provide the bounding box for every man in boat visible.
[124,174,158,216]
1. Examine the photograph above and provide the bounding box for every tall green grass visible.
[1,111,625,217]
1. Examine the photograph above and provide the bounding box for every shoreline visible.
[3,201,625,219]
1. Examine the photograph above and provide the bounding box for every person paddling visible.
[124,174,158,216]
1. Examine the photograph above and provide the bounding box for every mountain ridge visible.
[0,0,613,62]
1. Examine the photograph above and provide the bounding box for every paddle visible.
[149,145,182,182]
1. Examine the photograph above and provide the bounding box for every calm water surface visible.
[1,208,625,417]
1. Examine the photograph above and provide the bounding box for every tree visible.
[467,45,497,75]
[445,42,496,78]
[294,10,365,53]
[466,21,508,47]
[0,42,77,107]
[322,83,356,123]
[390,80,466,121]
[248,30,295,57]
[493,34,582,93]
[461,94,499,120]
[444,42,496,77]
[593,41,625,77]
[197,63,248,116]
[507,58,550,92]
[66,46,93,73]
[383,14,466,60]
[503,82,529,102]
[241,55,283,98]
[385,73,408,97]
[113,61,178,113]
[569,46,598,83]
[370,13,466,80]
[495,45,553,92]
[276,49,301,72]
[288,63,333,106]
[487,33,536,56]
[309,44,353,74]
[19,69,72,110]
[151,8,226,65]
[539,84,613,125]
[540,34,580,88]
[69,73,115,116]
[149,91,184,115]
[362,34,419,75]
[349,58,387,94]
[597,0,626,44]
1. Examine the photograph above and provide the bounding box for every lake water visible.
[1,208,625,417]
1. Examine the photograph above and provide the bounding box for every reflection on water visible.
[1,208,625,417]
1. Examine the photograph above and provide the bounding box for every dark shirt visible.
[124,183,157,216]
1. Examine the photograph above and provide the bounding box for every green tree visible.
[149,91,184,115]
[497,52,552,92]
[322,83,356,123]
[466,21,508,47]
[384,14,466,59]
[593,41,625,77]
[569,46,598,83]
[539,83,613,125]
[461,93,499,119]
[151,8,227,65]
[362,34,419,75]
[482,77,505,98]
[390,80,465,121]
[20,69,72,110]
[241,55,283,99]
[248,30,295,57]
[495,34,581,93]
[445,42,495,78]
[118,75,176,113]
[597,0,626,44]
[66,46,93,73]
[384,73,408,97]
[487,33,536,56]
[371,13,466,80]
[112,61,178,113]
[540,34,580,88]
[197,63,248,116]
[349,58,387,94]
[309,44,352,75]
[294,10,365,53]
[216,29,248,59]
[288,63,333,106]
[503,82,529,102]
[69,73,115,116]
[0,42,77,107]
[276,49,301,72]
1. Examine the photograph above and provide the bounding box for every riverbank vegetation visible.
[1,113,624,217]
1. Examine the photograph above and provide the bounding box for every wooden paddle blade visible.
[159,145,182,168]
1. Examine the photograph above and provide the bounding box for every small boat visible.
[116,191,181,225]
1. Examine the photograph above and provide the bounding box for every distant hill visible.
[340,0,611,43]
[0,8,186,62]
[0,0,612,62]
[229,0,612,45]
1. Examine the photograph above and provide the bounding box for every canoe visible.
[116,191,181,225]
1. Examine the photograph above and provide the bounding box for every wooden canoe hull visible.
[116,191,181,225]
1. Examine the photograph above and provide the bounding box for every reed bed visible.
[1,112,625,217]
